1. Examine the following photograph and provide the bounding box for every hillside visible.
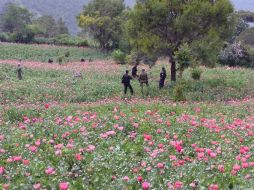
[0,0,134,35]
[0,0,253,35]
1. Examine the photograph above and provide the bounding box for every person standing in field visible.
[159,67,167,89]
[139,69,149,95]
[122,70,134,95]
[131,64,138,78]
[16,63,23,80]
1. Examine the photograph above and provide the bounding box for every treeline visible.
[0,3,88,46]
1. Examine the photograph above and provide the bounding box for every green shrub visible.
[33,35,88,47]
[191,67,203,80]
[174,43,194,78]
[57,56,64,64]
[173,81,186,101]
[33,37,55,44]
[219,42,252,67]
[111,49,126,64]
[0,32,10,42]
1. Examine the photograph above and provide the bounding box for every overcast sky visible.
[231,0,254,11]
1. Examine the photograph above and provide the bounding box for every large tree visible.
[77,0,125,51]
[127,0,234,81]
[0,2,32,33]
[33,15,58,37]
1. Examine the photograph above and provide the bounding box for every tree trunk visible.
[169,55,176,81]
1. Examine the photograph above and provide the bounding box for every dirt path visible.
[0,59,121,73]
[1,96,253,111]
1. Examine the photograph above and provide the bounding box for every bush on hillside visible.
[219,42,253,67]
[33,35,88,47]
[236,27,254,46]
[191,67,203,80]
[0,32,11,42]
[111,49,126,64]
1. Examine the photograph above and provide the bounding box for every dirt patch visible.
[0,59,121,73]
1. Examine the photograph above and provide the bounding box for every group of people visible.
[15,61,167,97]
[121,65,167,95]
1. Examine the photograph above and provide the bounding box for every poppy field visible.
[0,43,254,190]
[0,98,254,189]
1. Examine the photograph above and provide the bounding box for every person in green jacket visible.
[139,69,149,95]
[16,63,23,80]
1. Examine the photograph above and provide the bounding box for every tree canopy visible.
[126,0,234,81]
[0,2,32,33]
[77,0,125,51]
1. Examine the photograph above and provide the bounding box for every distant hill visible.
[0,0,91,34]
[0,0,253,35]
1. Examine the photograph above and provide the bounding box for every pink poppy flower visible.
[174,181,183,189]
[45,167,55,175]
[75,153,83,161]
[33,183,41,190]
[86,145,96,152]
[29,146,38,153]
[0,166,4,175]
[218,165,225,173]
[208,184,219,190]
[233,164,241,171]
[3,184,9,189]
[22,159,30,166]
[137,176,143,182]
[142,181,150,190]
[59,182,69,190]
[123,176,130,182]
[157,163,164,169]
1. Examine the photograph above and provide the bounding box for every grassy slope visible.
[0,63,254,105]
[0,43,253,105]
[0,43,108,62]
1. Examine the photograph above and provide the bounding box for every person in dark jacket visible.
[131,64,138,78]
[159,67,167,89]
[122,70,134,95]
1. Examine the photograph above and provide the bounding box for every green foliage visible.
[237,27,254,46]
[32,16,57,37]
[33,35,88,47]
[219,42,251,67]
[0,3,36,43]
[56,18,69,35]
[191,67,203,80]
[111,49,126,64]
[78,0,125,51]
[190,30,224,67]
[174,43,193,78]
[0,2,32,33]
[173,80,186,101]
[32,16,69,38]
[57,56,64,64]
[54,34,88,47]
[0,32,10,42]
